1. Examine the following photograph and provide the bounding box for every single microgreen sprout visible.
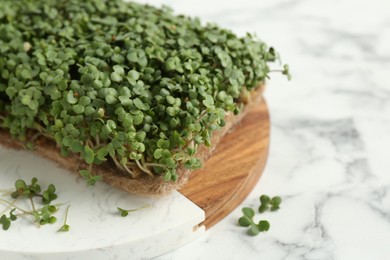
[58,205,71,232]
[238,206,271,236]
[259,195,282,213]
[0,208,18,231]
[79,169,102,186]
[239,194,282,236]
[117,205,149,217]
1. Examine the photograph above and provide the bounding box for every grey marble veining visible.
[144,0,390,259]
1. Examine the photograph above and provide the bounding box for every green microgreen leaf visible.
[67,90,78,104]
[0,215,11,231]
[238,216,252,227]
[258,204,268,213]
[58,224,70,232]
[260,195,271,205]
[9,209,17,221]
[242,207,255,218]
[258,220,270,232]
[84,146,95,164]
[15,179,27,189]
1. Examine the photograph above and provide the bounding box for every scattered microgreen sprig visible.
[0,0,290,184]
[57,205,71,232]
[0,209,17,231]
[0,178,70,232]
[238,207,270,236]
[0,177,152,232]
[117,205,150,217]
[259,195,282,213]
[238,194,282,236]
[79,170,103,186]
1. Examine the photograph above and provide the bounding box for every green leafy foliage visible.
[0,0,289,183]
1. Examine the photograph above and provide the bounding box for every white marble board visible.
[0,147,205,260]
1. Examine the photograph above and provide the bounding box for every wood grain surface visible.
[180,98,270,229]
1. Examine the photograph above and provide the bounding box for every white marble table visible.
[1,0,389,259]
[146,0,390,259]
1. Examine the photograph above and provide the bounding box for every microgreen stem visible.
[135,160,153,177]
[29,197,36,212]
[33,124,46,134]
[30,132,42,143]
[63,205,70,224]
[111,156,125,171]
[0,198,30,214]
[195,110,208,124]
[0,189,14,195]
[86,139,94,149]
[123,163,137,178]
[128,204,149,211]
[0,198,17,215]
[95,134,100,147]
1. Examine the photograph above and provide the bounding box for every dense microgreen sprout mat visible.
[0,0,289,182]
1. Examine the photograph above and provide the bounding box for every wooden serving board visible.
[181,99,270,229]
